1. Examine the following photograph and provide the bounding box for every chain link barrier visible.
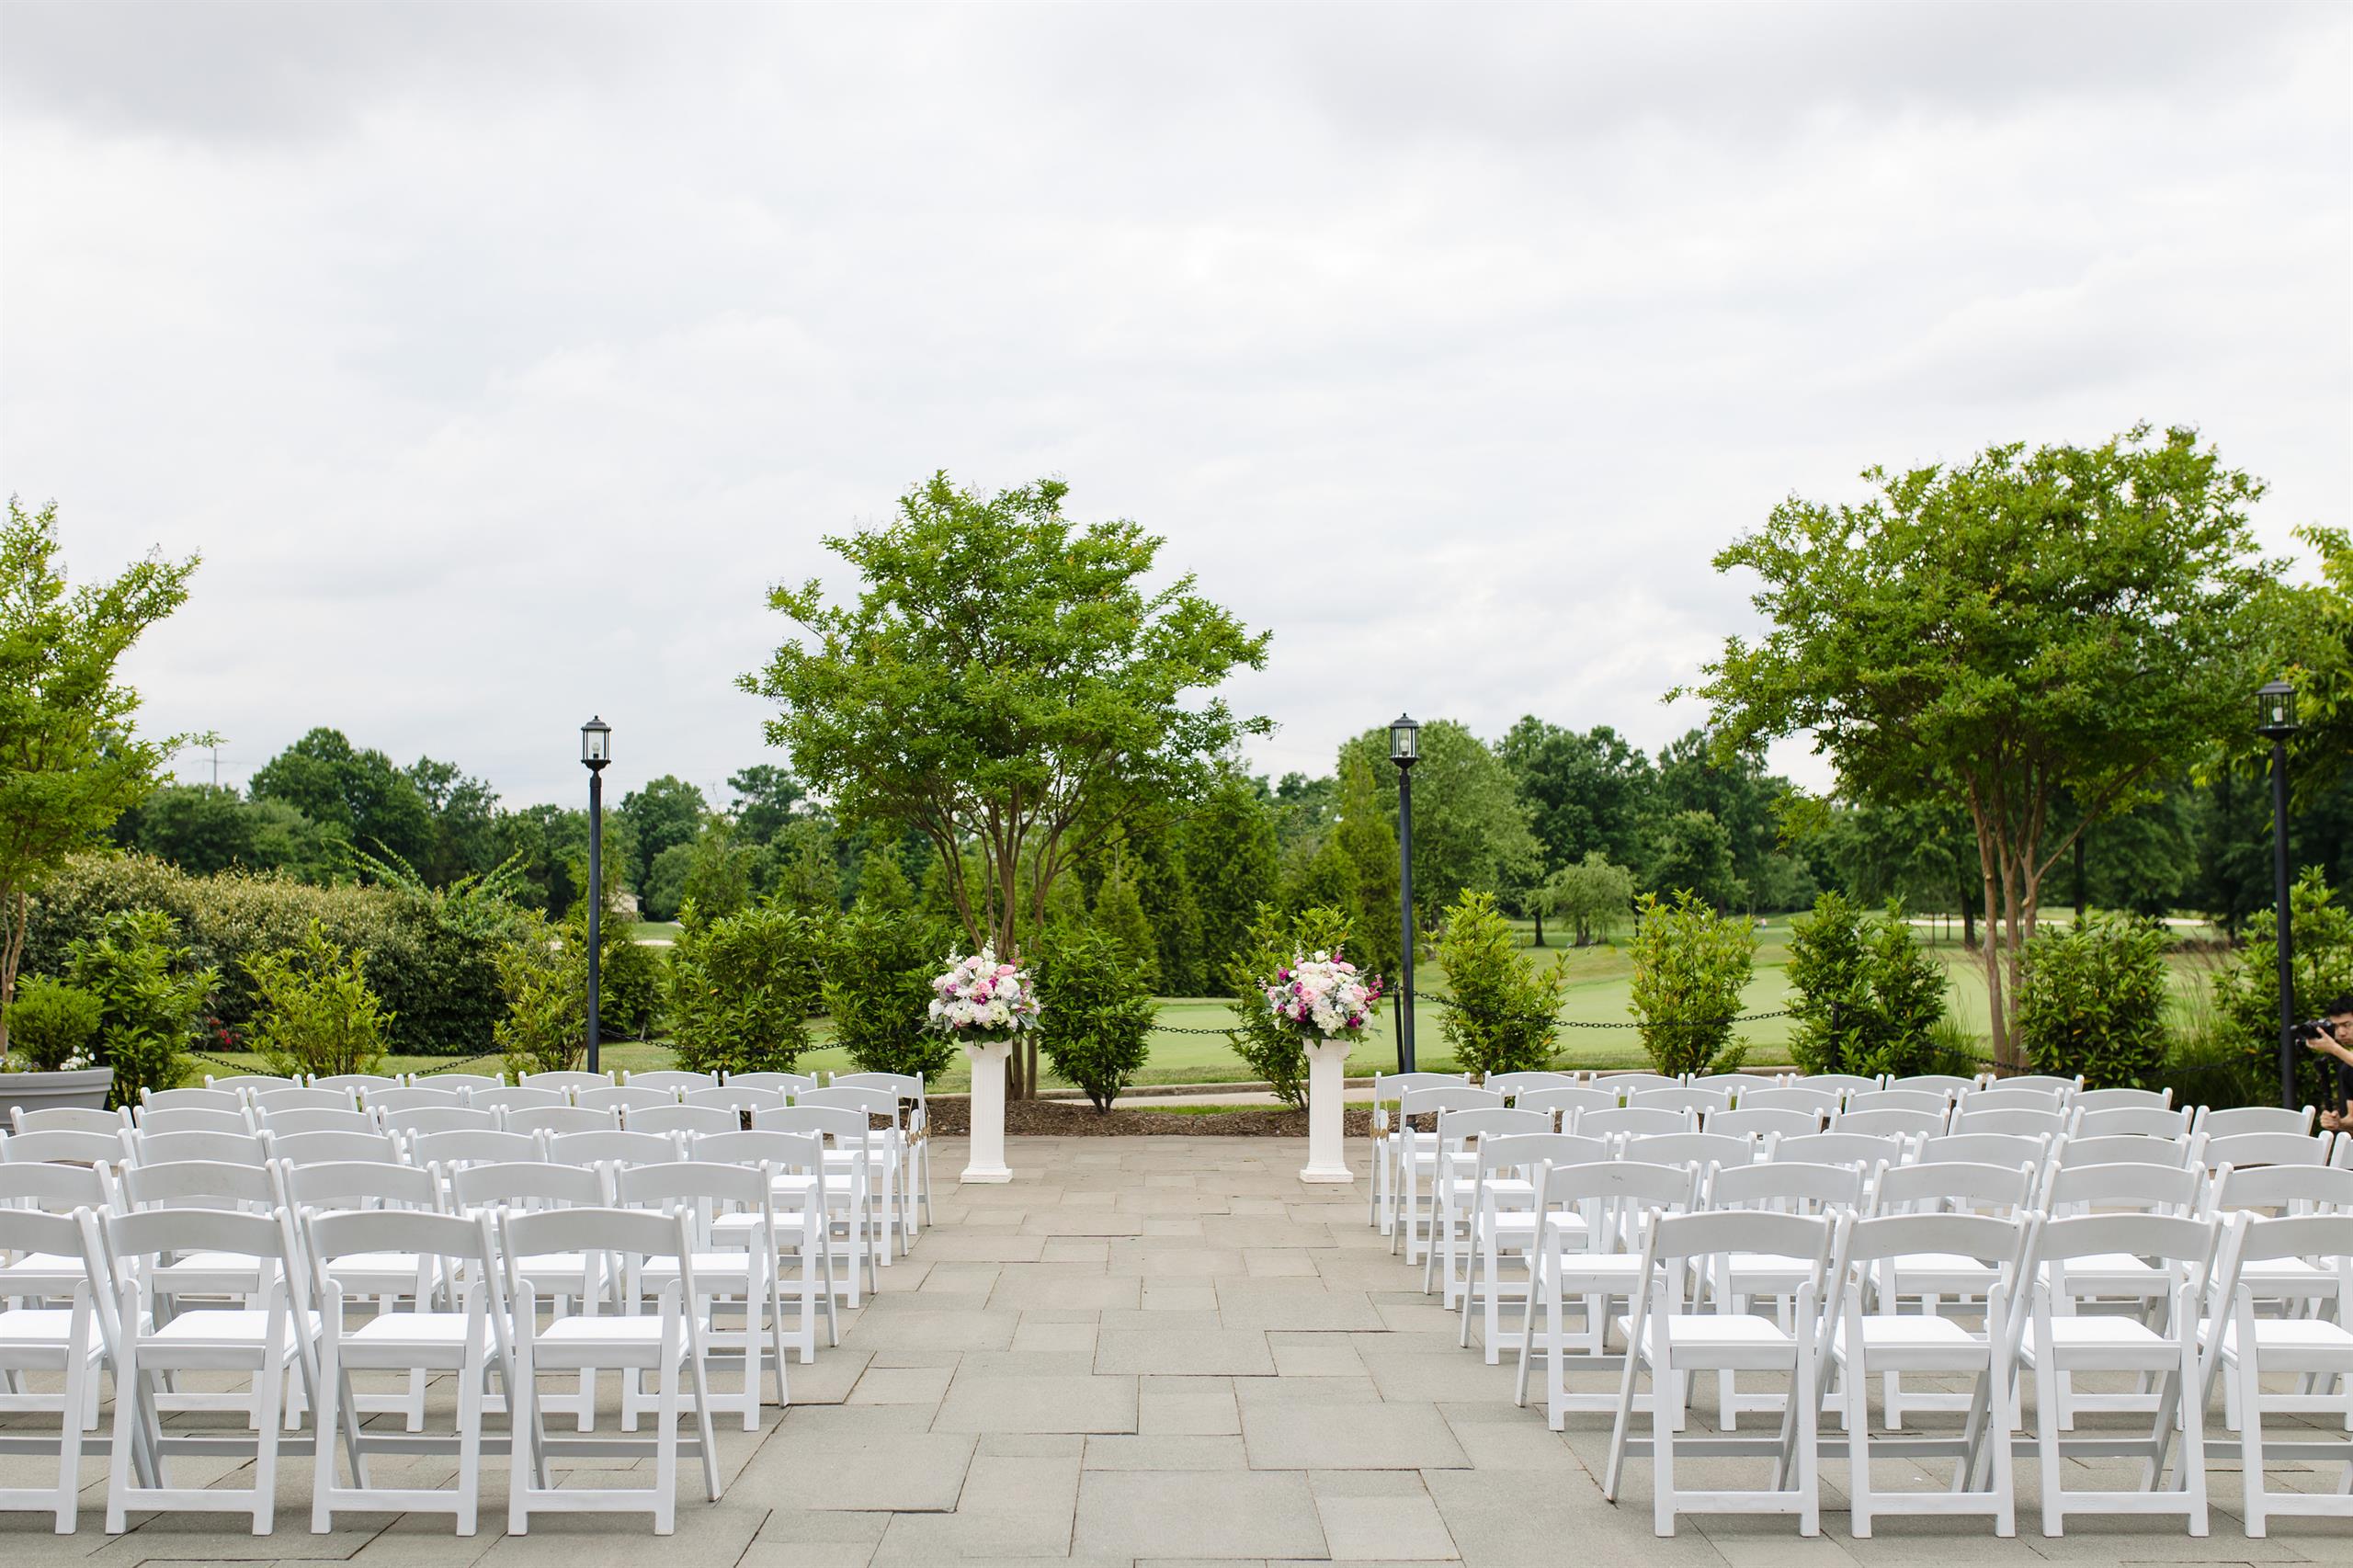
[186,1048,504,1080]
[1152,996,1792,1035]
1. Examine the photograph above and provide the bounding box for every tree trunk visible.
[1959,880,1977,950]
[0,887,23,1060]
[1530,906,1546,948]
[2073,835,2086,924]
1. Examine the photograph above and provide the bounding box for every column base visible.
[960,1165,1012,1184]
[1298,1164,1356,1184]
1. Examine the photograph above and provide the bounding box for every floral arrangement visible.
[1262,949,1383,1042]
[1,1052,95,1074]
[926,946,1041,1044]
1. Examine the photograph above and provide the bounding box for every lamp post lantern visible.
[580,717,612,1075]
[1389,713,1421,1074]
[2257,682,2299,1110]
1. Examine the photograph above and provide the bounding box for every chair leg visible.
[104,1349,141,1535]
[1795,1337,1819,1538]
[1846,1352,1871,1539]
[56,1343,88,1535]
[654,1347,678,1537]
[251,1353,286,1536]
[1653,1340,1679,1536]
[2035,1352,2063,1538]
[2239,1353,2266,1539]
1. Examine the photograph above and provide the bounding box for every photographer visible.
[2299,994,2353,1131]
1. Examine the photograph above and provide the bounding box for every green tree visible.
[726,764,807,846]
[769,821,841,918]
[1646,810,1745,912]
[667,903,823,1077]
[2017,913,2170,1089]
[1436,892,1567,1078]
[1340,720,1539,925]
[407,756,502,887]
[1129,830,1206,995]
[1332,750,1402,980]
[1784,892,1947,1078]
[1186,770,1281,992]
[617,775,707,895]
[249,727,434,871]
[1626,890,1756,1077]
[1687,426,2283,1069]
[1035,924,1156,1111]
[823,909,955,1080]
[852,844,918,916]
[1089,858,1160,989]
[244,922,393,1080]
[1543,852,1635,947]
[1223,903,1355,1108]
[643,842,696,922]
[679,821,757,925]
[66,907,216,1107]
[2216,868,2353,1109]
[0,500,199,1055]
[1498,718,1656,942]
[745,473,1269,1095]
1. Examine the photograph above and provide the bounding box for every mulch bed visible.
[926,1096,1374,1138]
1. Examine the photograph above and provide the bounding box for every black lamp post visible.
[2257,681,2298,1109]
[581,717,612,1074]
[1389,713,1420,1074]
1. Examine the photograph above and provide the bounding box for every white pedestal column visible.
[1300,1037,1355,1184]
[961,1039,1014,1184]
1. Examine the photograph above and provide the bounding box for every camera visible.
[2296,1019,2337,1041]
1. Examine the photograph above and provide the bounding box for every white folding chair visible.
[273,1159,443,1429]
[255,1108,381,1139]
[688,1130,838,1360]
[1630,1087,1732,1118]
[1511,1085,1618,1131]
[270,1130,405,1169]
[1458,1131,1610,1363]
[1740,1085,1845,1119]
[2054,1134,2200,1174]
[1706,1107,1820,1142]
[506,1106,619,1139]
[1,1129,128,1168]
[577,1085,680,1117]
[831,1072,934,1230]
[124,1128,273,1170]
[499,1206,721,1536]
[306,1208,513,1537]
[1796,1073,1885,1097]
[2204,1131,2335,1172]
[139,1086,244,1115]
[516,1070,613,1096]
[1602,1210,1836,1538]
[1424,1108,1552,1303]
[544,1129,680,1174]
[1688,1073,1762,1098]
[245,1086,354,1115]
[2194,1104,2315,1140]
[2071,1104,2195,1141]
[407,1128,542,1177]
[721,1071,815,1096]
[310,1074,404,1096]
[473,1086,572,1117]
[1620,1131,1757,1179]
[1845,1088,1955,1119]
[1866,1159,2039,1429]
[448,1160,608,1428]
[2075,1086,2175,1114]
[1884,1073,1980,1099]
[751,1107,880,1302]
[1368,1072,1468,1233]
[1573,1105,1692,1142]
[362,1085,472,1117]
[1702,1161,1865,1430]
[2015,1210,2215,1538]
[130,1108,252,1139]
[688,1084,784,1114]
[0,1206,112,1533]
[204,1074,304,1095]
[8,1106,126,1136]
[1774,1131,1909,1176]
[98,1207,315,1536]
[798,1085,912,1258]
[1514,1158,1700,1430]
[1594,1073,1683,1099]
[1390,1086,1504,1261]
[2200,1210,2353,1537]
[1987,1073,2082,1099]
[415,1073,505,1095]
[628,1104,743,1139]
[1832,1108,1949,1142]
[1483,1070,1578,1099]
[621,1070,719,1096]
[381,1106,500,1140]
[615,1161,792,1430]
[1823,1210,2029,1539]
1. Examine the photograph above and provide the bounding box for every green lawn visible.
[199,913,2222,1094]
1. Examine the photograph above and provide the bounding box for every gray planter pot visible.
[1,1067,115,1116]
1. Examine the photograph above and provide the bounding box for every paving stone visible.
[1241,1401,1472,1470]
[934,1373,1140,1434]
[1097,1327,1278,1376]
[1140,1375,1242,1435]
[1074,1470,1328,1560]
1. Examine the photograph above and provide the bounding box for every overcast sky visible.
[3,1,2347,812]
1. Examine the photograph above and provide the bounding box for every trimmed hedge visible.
[22,853,519,1057]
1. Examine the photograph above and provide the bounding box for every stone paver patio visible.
[10,1132,2353,1565]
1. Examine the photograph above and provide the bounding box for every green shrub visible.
[243,922,393,1080]
[1035,925,1156,1111]
[2214,869,2353,1109]
[575,910,665,1040]
[3,976,102,1070]
[822,910,956,1081]
[1223,904,1355,1108]
[1784,892,1948,1079]
[65,907,217,1108]
[667,903,824,1078]
[22,852,522,1056]
[2017,912,2170,1090]
[1436,892,1564,1079]
[494,914,584,1077]
[1627,891,1756,1077]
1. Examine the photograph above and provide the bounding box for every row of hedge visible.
[20,853,526,1057]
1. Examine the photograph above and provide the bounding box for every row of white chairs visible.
[1370,1072,2353,1540]
[0,1140,864,1536]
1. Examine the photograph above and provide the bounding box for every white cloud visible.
[2,0,2345,807]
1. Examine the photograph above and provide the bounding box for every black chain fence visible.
[1152,996,1792,1035]
[189,1048,505,1079]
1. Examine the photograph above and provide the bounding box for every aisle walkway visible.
[14,1135,2353,1565]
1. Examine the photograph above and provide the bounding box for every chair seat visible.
[2208,1316,2353,1359]
[2040,1255,2166,1294]
[343,1311,488,1347]
[2018,1315,2176,1366]
[2241,1257,2340,1296]
[1617,1311,1800,1369]
[1833,1313,1989,1371]
[641,1252,766,1282]
[0,1307,89,1347]
[146,1308,318,1351]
